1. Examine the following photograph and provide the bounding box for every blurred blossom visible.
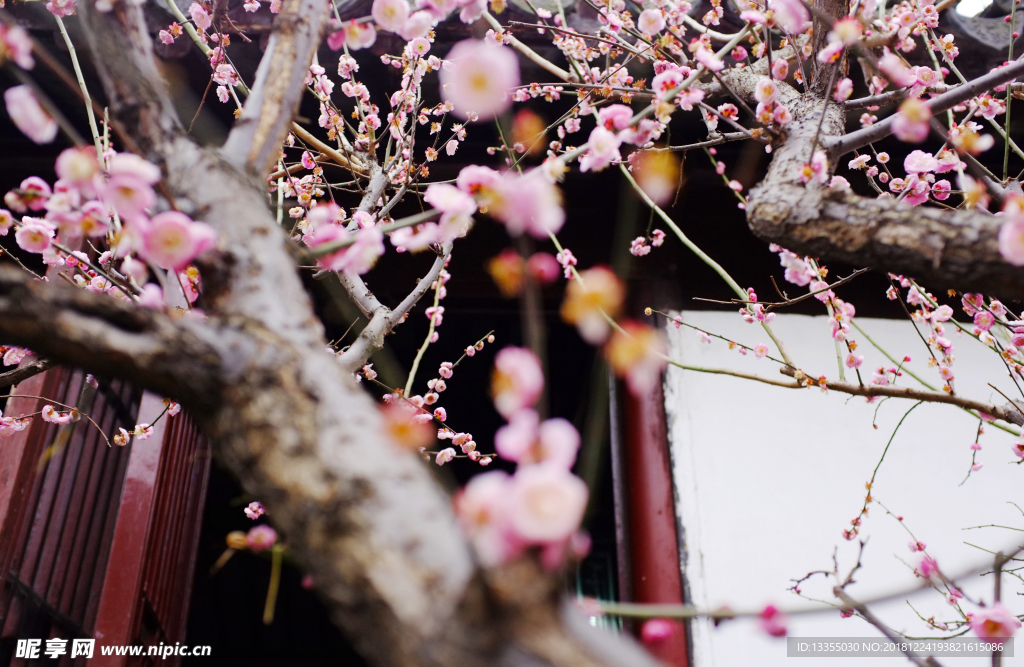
[634,150,681,206]
[604,321,667,395]
[560,267,624,344]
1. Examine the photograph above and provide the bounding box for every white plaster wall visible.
[664,311,1024,667]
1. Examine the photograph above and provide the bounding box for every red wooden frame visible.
[623,377,689,667]
[0,372,208,667]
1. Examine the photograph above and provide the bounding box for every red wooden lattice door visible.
[0,366,210,666]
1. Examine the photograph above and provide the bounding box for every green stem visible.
[55,16,102,158]
[263,545,283,625]
[1007,0,1017,181]
[618,164,795,366]
[403,279,442,395]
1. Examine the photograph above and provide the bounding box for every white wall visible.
[664,311,1024,667]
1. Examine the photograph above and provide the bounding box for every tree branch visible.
[0,269,222,405]
[825,59,1024,157]
[0,357,54,390]
[338,242,453,374]
[483,12,573,82]
[834,589,944,667]
[779,366,1024,424]
[221,0,330,176]
[746,67,1024,299]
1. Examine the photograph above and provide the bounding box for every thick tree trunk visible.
[0,3,672,667]
[746,59,1024,300]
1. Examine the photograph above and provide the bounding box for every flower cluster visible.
[455,346,588,569]
[4,149,215,308]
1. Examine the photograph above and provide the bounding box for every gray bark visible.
[0,2,670,666]
[744,56,1024,299]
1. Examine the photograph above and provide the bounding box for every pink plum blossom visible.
[999,217,1024,266]
[974,311,995,331]
[245,525,278,551]
[579,127,622,173]
[328,20,377,50]
[816,42,843,64]
[424,183,476,241]
[3,347,28,366]
[244,501,266,520]
[487,171,565,238]
[772,59,789,80]
[454,470,522,566]
[754,77,779,105]
[41,405,73,424]
[496,410,580,468]
[919,556,939,577]
[651,70,683,100]
[189,3,212,31]
[439,39,519,121]
[769,0,808,33]
[495,408,540,462]
[55,147,99,188]
[637,9,665,36]
[527,252,560,284]
[969,603,1021,638]
[100,155,161,221]
[892,99,931,143]
[492,346,544,418]
[141,211,217,270]
[904,150,937,174]
[694,46,724,72]
[833,77,854,102]
[435,447,456,465]
[390,223,438,251]
[14,218,55,253]
[372,0,409,32]
[536,418,580,468]
[598,104,632,131]
[400,12,434,40]
[108,153,162,185]
[506,463,588,543]
[640,619,675,645]
[4,85,57,144]
[1,25,34,70]
[312,225,385,274]
[878,50,917,87]
[759,604,787,637]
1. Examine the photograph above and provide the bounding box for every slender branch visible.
[483,12,573,82]
[780,366,1023,423]
[834,590,944,667]
[291,123,370,176]
[693,268,870,311]
[826,59,1024,158]
[338,241,453,374]
[54,16,102,157]
[0,357,54,390]
[645,131,763,152]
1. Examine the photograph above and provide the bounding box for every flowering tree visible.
[1,0,1024,662]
